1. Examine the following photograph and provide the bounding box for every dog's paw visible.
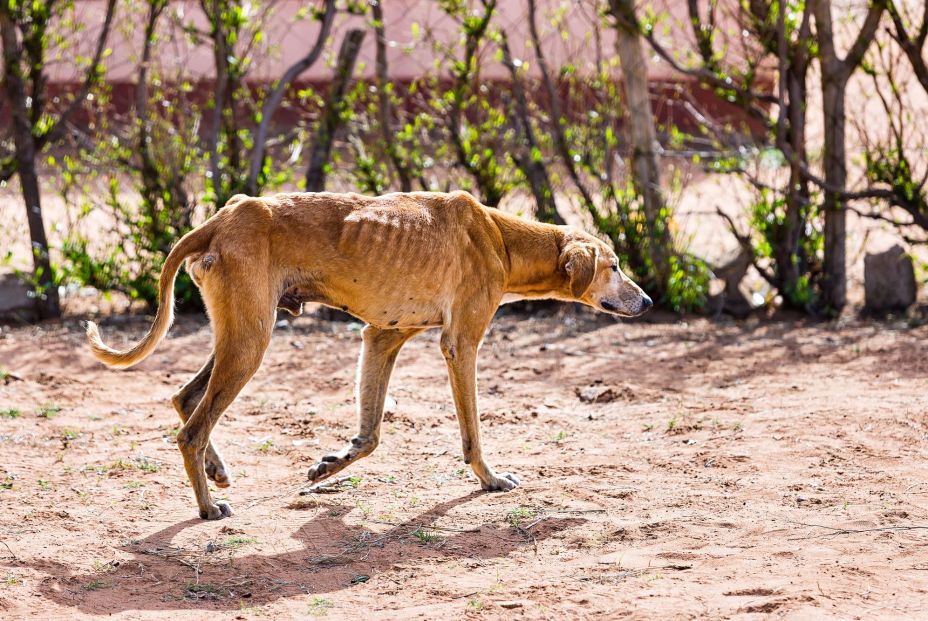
[307,456,339,483]
[205,461,231,488]
[199,501,234,520]
[481,472,520,492]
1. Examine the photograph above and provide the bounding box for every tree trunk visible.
[820,76,848,312]
[16,150,60,320]
[812,0,883,314]
[305,29,366,192]
[775,57,812,305]
[372,0,413,193]
[0,13,60,319]
[609,0,673,288]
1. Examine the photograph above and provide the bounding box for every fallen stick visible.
[299,476,356,495]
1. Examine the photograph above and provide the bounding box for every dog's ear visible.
[562,244,598,298]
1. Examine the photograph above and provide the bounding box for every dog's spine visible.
[85,220,216,369]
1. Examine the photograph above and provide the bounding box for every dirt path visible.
[1,310,927,619]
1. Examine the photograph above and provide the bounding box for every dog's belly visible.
[280,282,444,329]
[350,295,445,330]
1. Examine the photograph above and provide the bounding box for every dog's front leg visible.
[440,330,520,492]
[307,326,420,484]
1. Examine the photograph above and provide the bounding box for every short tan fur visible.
[87,191,651,520]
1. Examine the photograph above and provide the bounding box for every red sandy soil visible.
[1,308,927,620]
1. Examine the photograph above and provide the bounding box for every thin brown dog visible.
[86,191,651,520]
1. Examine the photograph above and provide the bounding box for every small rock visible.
[0,273,36,321]
[864,244,917,313]
[576,385,617,404]
[499,601,525,609]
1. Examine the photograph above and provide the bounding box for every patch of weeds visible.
[37,479,51,490]
[0,408,21,419]
[468,597,484,610]
[124,481,145,489]
[308,596,334,616]
[411,527,443,545]
[346,475,362,488]
[137,459,160,473]
[91,560,119,573]
[111,425,129,437]
[733,421,744,432]
[1,476,14,490]
[2,572,21,587]
[256,439,274,453]
[354,499,372,519]
[61,428,80,441]
[185,582,221,598]
[107,458,159,473]
[108,459,134,471]
[36,403,62,419]
[641,422,654,432]
[83,579,107,591]
[505,505,538,526]
[667,415,678,431]
[453,467,468,478]
[0,369,9,381]
[551,430,568,443]
[224,535,258,547]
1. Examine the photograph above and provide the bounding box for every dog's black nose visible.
[641,295,653,311]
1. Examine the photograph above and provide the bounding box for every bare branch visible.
[247,0,335,194]
[305,29,366,192]
[371,0,413,192]
[526,0,598,218]
[887,0,928,93]
[497,24,563,224]
[41,0,118,147]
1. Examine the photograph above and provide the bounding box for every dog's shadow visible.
[13,493,582,613]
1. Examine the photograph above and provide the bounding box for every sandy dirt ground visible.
[1,307,927,620]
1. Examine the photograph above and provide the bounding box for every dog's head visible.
[559,233,652,317]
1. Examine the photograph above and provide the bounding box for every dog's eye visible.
[611,263,618,272]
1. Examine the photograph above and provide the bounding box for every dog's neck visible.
[489,210,570,299]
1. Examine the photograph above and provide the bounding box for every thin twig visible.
[367,520,482,534]
[0,540,17,561]
[299,476,356,495]
[788,521,928,540]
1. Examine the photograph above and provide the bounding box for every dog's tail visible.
[86,219,218,369]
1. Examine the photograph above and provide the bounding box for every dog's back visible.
[258,191,504,329]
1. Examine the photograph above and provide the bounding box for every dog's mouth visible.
[600,299,647,318]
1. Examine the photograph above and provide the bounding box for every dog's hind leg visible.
[171,353,231,488]
[177,308,274,520]
[307,325,421,484]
